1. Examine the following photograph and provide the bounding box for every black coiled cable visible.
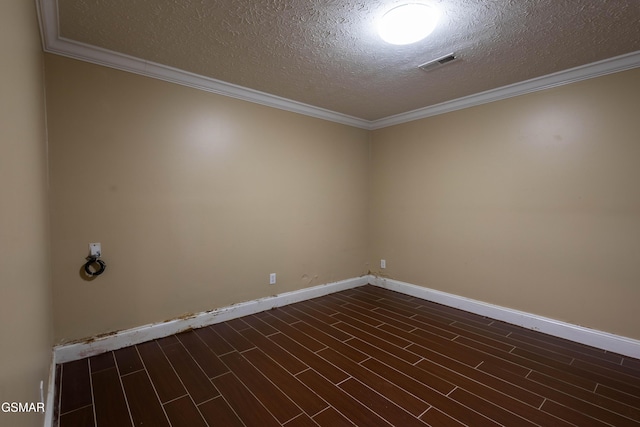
[84,256,106,276]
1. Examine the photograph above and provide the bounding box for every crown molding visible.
[369,50,640,129]
[38,0,640,131]
[36,0,372,130]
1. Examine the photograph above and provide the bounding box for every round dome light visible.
[378,3,440,45]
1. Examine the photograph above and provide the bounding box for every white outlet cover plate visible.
[89,243,101,257]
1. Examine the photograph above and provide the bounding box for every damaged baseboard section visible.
[54,275,369,364]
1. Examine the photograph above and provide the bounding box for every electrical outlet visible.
[89,242,101,257]
[381,259,386,269]
[269,273,276,285]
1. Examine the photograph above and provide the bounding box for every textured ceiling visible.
[56,0,640,121]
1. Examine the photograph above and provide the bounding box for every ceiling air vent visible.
[418,53,457,72]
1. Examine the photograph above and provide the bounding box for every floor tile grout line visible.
[539,398,624,427]
[176,332,233,383]
[501,335,616,368]
[219,324,334,420]
[119,367,145,377]
[570,358,640,385]
[412,335,524,364]
[165,334,231,422]
[338,374,429,424]
[280,412,308,426]
[134,344,175,427]
[538,398,546,410]
[512,340,627,369]
[344,348,438,411]
[418,318,517,350]
[293,367,312,378]
[260,311,329,351]
[192,326,228,354]
[87,359,97,427]
[334,376,352,387]
[412,357,425,366]
[424,378,509,427]
[320,294,410,315]
[449,334,607,393]
[57,403,93,418]
[186,383,213,427]
[232,344,324,419]
[338,321,426,364]
[395,329,494,371]
[352,287,415,305]
[218,355,302,425]
[152,336,195,404]
[291,306,370,344]
[523,367,640,422]
[349,347,453,409]
[370,306,489,346]
[209,382,251,427]
[417,405,432,420]
[311,406,357,427]
[410,351,553,414]
[160,392,189,406]
[329,311,430,361]
[239,325,311,378]
[222,391,251,427]
[441,373,555,427]
[266,313,355,363]
[301,301,344,321]
[473,363,552,407]
[113,348,136,427]
[347,302,510,372]
[509,330,622,360]
[289,301,344,325]
[289,314,356,346]
[593,383,640,411]
[360,293,471,326]
[326,302,391,330]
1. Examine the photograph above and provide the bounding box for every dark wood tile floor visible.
[55,284,640,426]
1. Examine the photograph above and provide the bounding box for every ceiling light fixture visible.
[378,3,440,45]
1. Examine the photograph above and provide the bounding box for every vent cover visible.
[418,53,457,72]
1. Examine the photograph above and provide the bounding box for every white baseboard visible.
[43,351,57,427]
[53,276,368,364]
[368,276,640,359]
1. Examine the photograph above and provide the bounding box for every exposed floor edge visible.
[369,276,640,359]
[53,276,369,364]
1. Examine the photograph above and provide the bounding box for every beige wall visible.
[44,46,640,344]
[0,1,52,426]
[45,55,370,343]
[370,68,640,340]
